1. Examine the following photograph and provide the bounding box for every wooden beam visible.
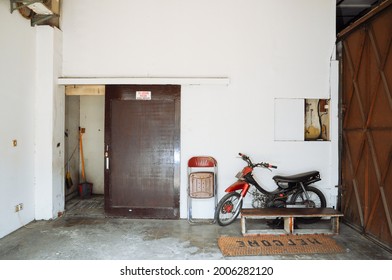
[59,77,230,86]
[65,85,105,96]
[337,0,392,40]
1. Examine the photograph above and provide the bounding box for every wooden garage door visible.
[339,2,392,249]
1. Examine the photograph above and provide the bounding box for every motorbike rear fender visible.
[225,181,250,196]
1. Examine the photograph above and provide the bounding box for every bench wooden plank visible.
[241,207,343,218]
[240,208,343,236]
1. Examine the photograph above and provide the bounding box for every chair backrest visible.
[188,156,217,168]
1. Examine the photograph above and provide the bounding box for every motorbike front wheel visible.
[215,192,243,226]
[290,186,326,223]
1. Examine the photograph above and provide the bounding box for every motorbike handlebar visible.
[238,152,247,158]
[258,162,278,169]
[238,153,277,169]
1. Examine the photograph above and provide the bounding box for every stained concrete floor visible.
[1,195,392,260]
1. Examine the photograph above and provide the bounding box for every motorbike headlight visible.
[235,171,243,179]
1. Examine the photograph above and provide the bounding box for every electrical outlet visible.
[15,203,23,212]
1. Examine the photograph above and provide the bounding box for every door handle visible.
[105,151,109,170]
[105,145,110,170]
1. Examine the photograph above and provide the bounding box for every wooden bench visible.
[241,208,343,236]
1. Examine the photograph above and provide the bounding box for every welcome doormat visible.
[218,234,345,256]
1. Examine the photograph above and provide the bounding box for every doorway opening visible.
[64,85,181,219]
[64,94,105,217]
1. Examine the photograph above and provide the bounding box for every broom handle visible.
[80,132,86,182]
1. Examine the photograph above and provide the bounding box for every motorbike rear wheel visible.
[290,186,326,223]
[215,192,242,226]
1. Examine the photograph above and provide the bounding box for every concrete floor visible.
[1,195,391,260]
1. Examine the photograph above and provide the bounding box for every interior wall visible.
[0,3,36,238]
[80,96,105,194]
[35,26,64,219]
[52,28,65,217]
[65,96,80,198]
[62,0,338,218]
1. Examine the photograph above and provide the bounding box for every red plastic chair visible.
[187,156,217,224]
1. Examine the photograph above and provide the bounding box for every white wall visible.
[0,2,36,238]
[0,3,65,238]
[62,0,338,218]
[35,26,64,220]
[52,28,65,217]
[65,96,80,198]
[80,96,105,194]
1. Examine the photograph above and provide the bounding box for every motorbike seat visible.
[273,171,320,183]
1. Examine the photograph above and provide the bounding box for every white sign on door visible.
[136,91,152,100]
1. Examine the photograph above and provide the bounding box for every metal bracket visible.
[10,0,41,13]
[31,13,58,26]
[10,0,58,27]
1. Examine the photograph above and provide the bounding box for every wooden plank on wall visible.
[65,85,105,96]
[59,77,230,86]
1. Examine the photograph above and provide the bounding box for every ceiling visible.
[336,0,384,33]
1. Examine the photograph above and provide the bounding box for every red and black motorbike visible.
[214,153,326,226]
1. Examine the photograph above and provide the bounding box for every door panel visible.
[339,4,392,249]
[104,85,180,219]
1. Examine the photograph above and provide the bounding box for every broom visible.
[65,162,73,189]
[64,131,75,189]
[78,128,93,198]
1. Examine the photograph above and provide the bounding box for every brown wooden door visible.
[104,85,180,219]
[339,3,392,249]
